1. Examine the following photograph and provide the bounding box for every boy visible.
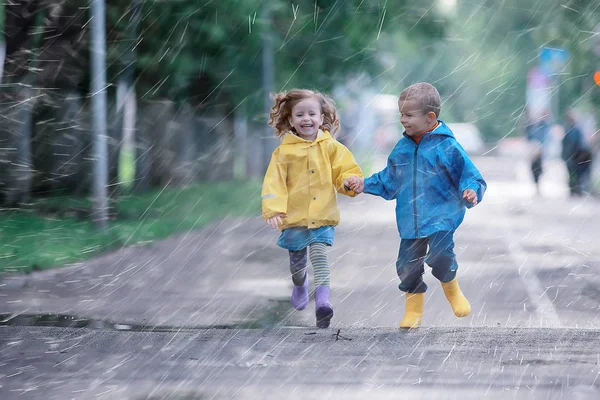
[345,82,486,328]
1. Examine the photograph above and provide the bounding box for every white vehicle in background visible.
[369,95,485,155]
[337,91,487,156]
[446,123,485,155]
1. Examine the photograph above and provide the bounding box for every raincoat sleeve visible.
[363,149,402,201]
[261,148,289,219]
[330,142,363,197]
[452,143,487,209]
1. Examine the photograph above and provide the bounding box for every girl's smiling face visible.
[289,97,324,140]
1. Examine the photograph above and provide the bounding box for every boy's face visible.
[289,97,324,141]
[398,99,437,136]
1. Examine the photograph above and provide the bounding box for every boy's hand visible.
[266,213,286,229]
[344,176,364,194]
[462,189,478,206]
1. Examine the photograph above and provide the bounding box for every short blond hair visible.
[399,82,441,117]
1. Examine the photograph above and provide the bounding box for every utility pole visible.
[90,0,109,228]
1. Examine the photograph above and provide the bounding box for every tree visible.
[0,1,49,206]
[1,0,448,205]
[104,0,446,172]
[0,1,5,84]
[382,0,600,141]
[114,0,143,192]
[106,1,444,109]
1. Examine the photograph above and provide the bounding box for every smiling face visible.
[288,97,324,141]
[398,98,437,137]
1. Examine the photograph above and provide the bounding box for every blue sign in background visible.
[539,47,569,77]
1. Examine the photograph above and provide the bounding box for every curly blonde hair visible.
[268,89,340,138]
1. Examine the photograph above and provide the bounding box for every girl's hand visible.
[266,213,286,229]
[462,189,478,206]
[345,176,364,194]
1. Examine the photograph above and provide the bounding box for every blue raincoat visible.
[364,121,486,239]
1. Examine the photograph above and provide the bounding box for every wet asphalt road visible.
[1,156,600,399]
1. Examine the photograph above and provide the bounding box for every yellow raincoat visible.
[261,130,363,230]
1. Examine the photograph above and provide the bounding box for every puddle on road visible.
[0,298,296,331]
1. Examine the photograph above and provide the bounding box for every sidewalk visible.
[1,157,600,330]
[1,156,600,399]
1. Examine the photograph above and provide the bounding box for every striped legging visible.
[289,242,329,287]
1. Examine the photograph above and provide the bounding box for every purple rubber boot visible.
[291,274,309,310]
[315,286,334,328]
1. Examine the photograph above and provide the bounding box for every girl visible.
[261,89,362,328]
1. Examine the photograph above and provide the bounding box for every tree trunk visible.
[0,80,36,207]
[115,0,142,193]
[0,43,5,85]
[0,1,6,84]
[233,101,248,180]
[261,3,276,175]
[0,6,47,206]
[116,78,137,190]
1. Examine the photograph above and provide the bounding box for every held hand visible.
[266,213,286,229]
[354,178,365,194]
[343,177,355,191]
[344,176,364,194]
[462,189,478,206]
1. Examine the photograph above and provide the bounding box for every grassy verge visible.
[0,180,261,274]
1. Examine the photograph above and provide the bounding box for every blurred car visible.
[446,123,485,155]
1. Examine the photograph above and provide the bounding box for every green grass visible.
[0,180,261,274]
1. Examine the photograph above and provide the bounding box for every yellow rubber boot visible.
[399,293,424,329]
[441,278,471,317]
